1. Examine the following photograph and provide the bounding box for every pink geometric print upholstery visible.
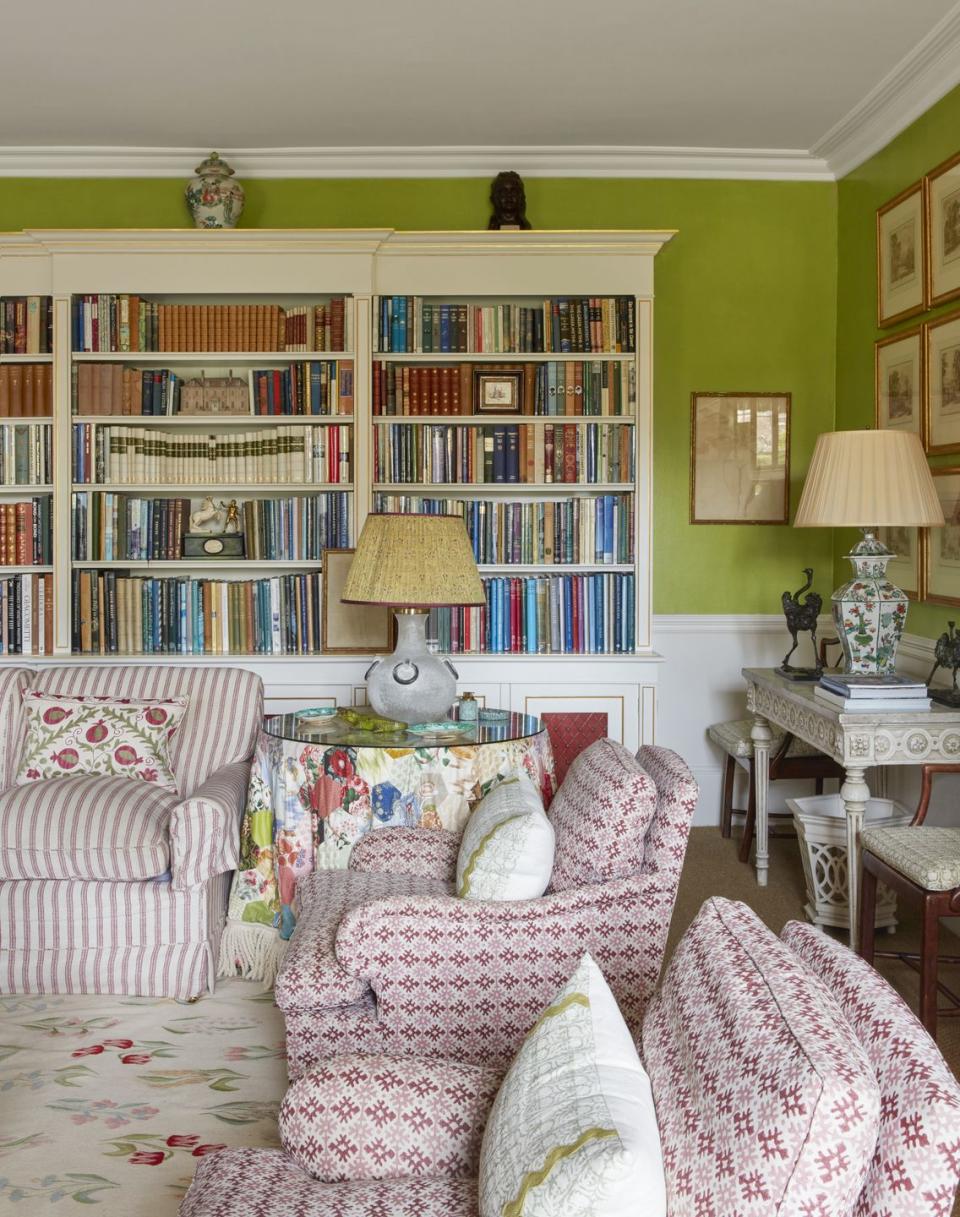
[0,667,32,788]
[279,1055,502,1183]
[547,737,657,891]
[348,827,461,881]
[279,745,698,1075]
[181,1147,479,1217]
[0,774,175,880]
[275,870,453,1013]
[642,898,881,1217]
[782,920,960,1217]
[27,666,262,796]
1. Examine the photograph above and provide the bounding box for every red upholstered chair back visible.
[541,711,609,789]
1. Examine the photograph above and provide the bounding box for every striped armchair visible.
[0,665,262,1000]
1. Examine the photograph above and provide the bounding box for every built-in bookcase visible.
[0,230,669,751]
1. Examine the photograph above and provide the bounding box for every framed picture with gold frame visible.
[925,467,960,605]
[321,548,393,654]
[689,392,790,524]
[924,149,960,307]
[924,308,960,453]
[877,181,926,326]
[878,525,923,601]
[875,327,924,442]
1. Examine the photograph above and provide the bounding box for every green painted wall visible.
[0,176,838,614]
[836,83,960,638]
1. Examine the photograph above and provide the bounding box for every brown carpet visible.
[668,827,960,1082]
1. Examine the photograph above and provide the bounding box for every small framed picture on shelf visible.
[925,467,960,605]
[473,368,523,415]
[925,150,960,307]
[877,525,922,600]
[689,392,790,525]
[877,181,926,326]
[875,327,923,441]
[321,548,393,655]
[925,308,960,452]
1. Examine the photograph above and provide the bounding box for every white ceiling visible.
[2,0,960,178]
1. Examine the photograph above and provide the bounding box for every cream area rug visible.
[0,979,284,1214]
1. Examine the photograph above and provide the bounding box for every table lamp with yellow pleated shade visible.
[341,513,485,723]
[794,429,944,675]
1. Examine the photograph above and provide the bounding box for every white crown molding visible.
[0,144,833,181]
[813,2,960,178]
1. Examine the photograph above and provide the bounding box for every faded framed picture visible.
[925,308,960,453]
[926,468,960,605]
[925,150,960,307]
[321,548,393,654]
[875,327,923,441]
[689,392,790,525]
[473,368,523,414]
[877,181,926,326]
[877,525,922,600]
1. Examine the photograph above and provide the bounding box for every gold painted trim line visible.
[457,804,523,898]
[502,1127,618,1217]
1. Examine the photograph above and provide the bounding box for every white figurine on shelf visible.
[189,496,226,535]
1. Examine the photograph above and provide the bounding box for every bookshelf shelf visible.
[371,415,633,425]
[0,353,53,364]
[0,417,53,424]
[0,565,52,574]
[71,351,354,364]
[373,483,634,493]
[72,560,322,571]
[478,563,634,574]
[374,352,635,364]
[0,484,53,494]
[73,483,353,494]
[71,415,354,426]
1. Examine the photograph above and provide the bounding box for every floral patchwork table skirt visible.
[220,730,555,984]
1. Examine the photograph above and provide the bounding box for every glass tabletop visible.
[263,708,543,748]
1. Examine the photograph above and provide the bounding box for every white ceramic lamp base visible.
[365,612,457,724]
[832,530,908,675]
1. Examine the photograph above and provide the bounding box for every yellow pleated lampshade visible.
[341,513,486,607]
[794,430,944,527]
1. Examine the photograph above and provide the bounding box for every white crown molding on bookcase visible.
[0,145,833,181]
[813,2,960,178]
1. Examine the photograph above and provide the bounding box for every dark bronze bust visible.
[488,171,531,230]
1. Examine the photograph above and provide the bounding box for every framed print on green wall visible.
[925,149,960,308]
[877,181,926,326]
[926,467,960,605]
[689,392,790,524]
[875,327,924,443]
[925,308,960,453]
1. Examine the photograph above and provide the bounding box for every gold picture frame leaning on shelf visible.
[689,392,790,525]
[924,149,960,308]
[321,548,393,655]
[926,467,960,605]
[877,181,926,327]
[473,368,523,415]
[875,326,924,442]
[925,308,960,453]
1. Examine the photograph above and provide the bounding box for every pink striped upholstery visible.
[170,760,253,890]
[0,667,32,788]
[0,870,230,999]
[0,774,175,880]
[26,666,263,796]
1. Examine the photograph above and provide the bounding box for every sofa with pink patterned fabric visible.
[275,739,699,1076]
[0,665,262,999]
[180,897,960,1217]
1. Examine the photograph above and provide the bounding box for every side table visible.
[743,666,960,948]
[220,708,555,983]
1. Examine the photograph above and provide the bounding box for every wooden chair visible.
[859,763,960,1039]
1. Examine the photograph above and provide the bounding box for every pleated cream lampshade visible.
[795,430,943,527]
[342,513,485,607]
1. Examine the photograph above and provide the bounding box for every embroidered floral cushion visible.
[15,691,188,791]
[479,952,666,1217]
[547,738,657,891]
[456,777,554,900]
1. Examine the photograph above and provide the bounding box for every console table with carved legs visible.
[743,666,960,949]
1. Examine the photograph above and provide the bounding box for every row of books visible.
[1,425,53,487]
[72,491,351,562]
[0,574,53,654]
[814,673,931,712]
[72,298,351,354]
[373,494,634,566]
[0,498,52,566]
[72,424,353,486]
[0,296,52,355]
[283,301,352,352]
[374,297,637,354]
[372,360,635,417]
[251,362,354,416]
[71,571,325,655]
[425,573,636,654]
[0,364,53,417]
[373,422,634,485]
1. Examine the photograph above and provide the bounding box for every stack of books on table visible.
[814,673,931,712]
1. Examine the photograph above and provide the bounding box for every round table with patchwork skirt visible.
[220,710,555,984]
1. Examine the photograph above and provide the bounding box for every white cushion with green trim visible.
[456,777,554,901]
[479,952,665,1217]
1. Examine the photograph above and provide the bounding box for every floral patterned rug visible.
[0,979,284,1214]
